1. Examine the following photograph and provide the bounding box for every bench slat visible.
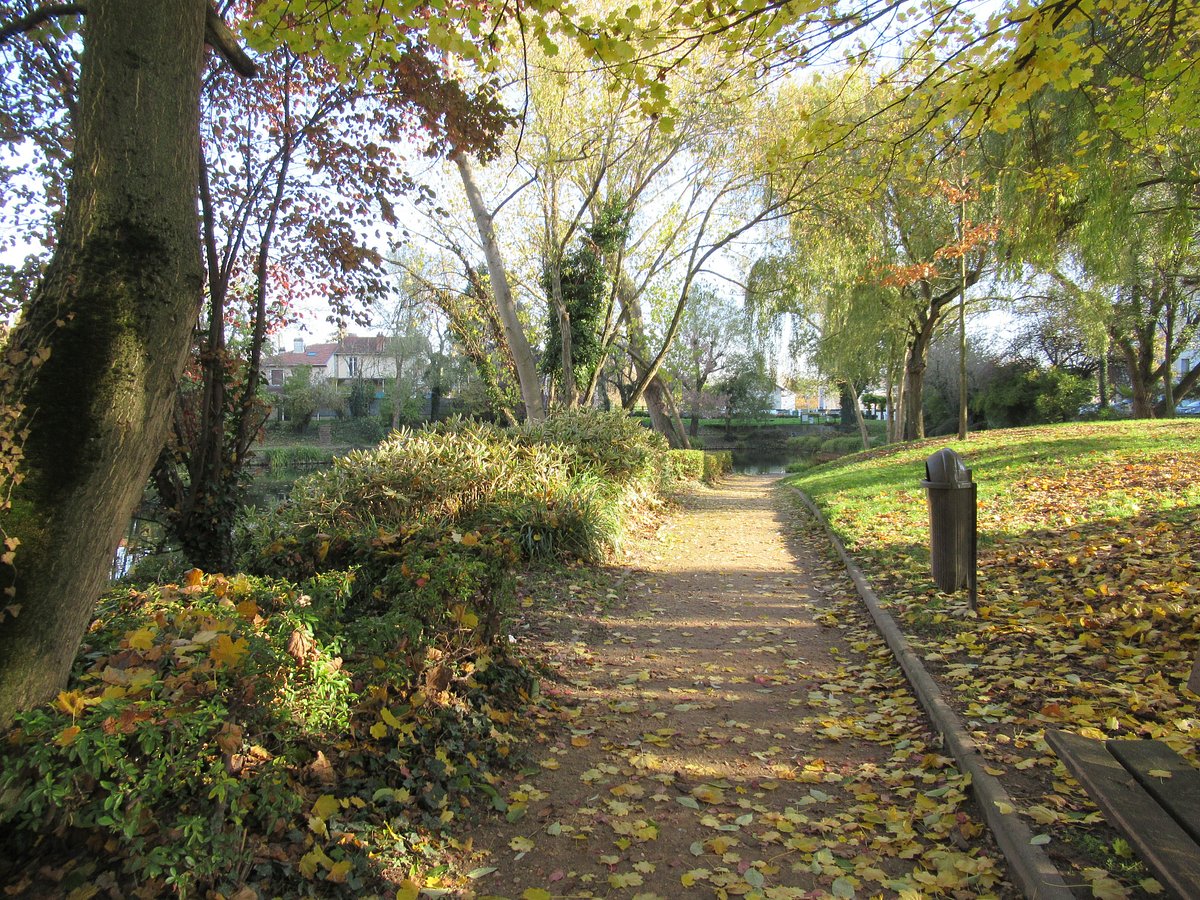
[1046,729,1200,899]
[1107,739,1200,847]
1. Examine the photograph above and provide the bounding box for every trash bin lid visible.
[922,447,972,487]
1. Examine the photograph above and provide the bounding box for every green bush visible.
[786,434,826,456]
[237,412,667,582]
[517,408,667,486]
[819,434,868,456]
[663,449,705,482]
[0,582,328,893]
[236,421,569,572]
[976,365,1094,428]
[0,569,531,896]
[702,451,733,483]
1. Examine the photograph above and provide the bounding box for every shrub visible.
[703,451,733,483]
[663,449,705,482]
[976,365,1094,428]
[517,408,667,486]
[480,472,620,563]
[236,421,569,573]
[0,570,531,896]
[819,435,868,456]
[786,435,825,457]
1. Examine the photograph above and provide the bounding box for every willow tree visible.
[975,1,1200,419]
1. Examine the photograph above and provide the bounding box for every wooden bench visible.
[1046,729,1200,898]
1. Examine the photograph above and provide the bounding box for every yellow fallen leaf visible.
[692,784,725,804]
[298,846,332,879]
[522,890,552,900]
[326,859,352,883]
[1148,769,1173,779]
[609,872,644,888]
[210,633,249,667]
[510,836,535,852]
[126,627,156,650]
[395,879,421,900]
[55,690,86,717]
[312,794,340,819]
[56,725,81,746]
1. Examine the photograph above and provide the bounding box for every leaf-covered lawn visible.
[788,419,1200,897]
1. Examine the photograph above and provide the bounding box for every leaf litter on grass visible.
[439,477,1014,899]
[793,421,1200,898]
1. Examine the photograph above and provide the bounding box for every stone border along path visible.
[456,475,1026,899]
[789,488,1075,900]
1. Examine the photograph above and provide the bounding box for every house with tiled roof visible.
[262,333,398,395]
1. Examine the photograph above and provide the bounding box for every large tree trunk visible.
[1117,334,1156,419]
[658,376,690,449]
[454,152,545,422]
[0,0,207,727]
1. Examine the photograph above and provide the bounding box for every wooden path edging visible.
[787,485,1076,900]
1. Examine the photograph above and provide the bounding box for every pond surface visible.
[730,450,792,475]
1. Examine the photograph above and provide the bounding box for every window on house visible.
[270,369,285,386]
[346,356,360,377]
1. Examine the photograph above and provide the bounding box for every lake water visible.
[730,450,792,475]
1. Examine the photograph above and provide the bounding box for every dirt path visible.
[456,476,1015,899]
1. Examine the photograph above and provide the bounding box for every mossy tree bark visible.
[0,0,206,727]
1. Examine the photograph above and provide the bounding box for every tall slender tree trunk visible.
[0,0,207,727]
[890,345,910,444]
[903,315,937,441]
[847,380,870,451]
[454,152,545,422]
[658,378,690,449]
[616,275,688,448]
[689,365,705,438]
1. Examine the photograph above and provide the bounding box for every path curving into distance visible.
[455,475,1018,899]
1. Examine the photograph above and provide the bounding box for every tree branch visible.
[205,2,257,78]
[0,3,84,45]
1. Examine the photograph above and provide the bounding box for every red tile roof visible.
[264,343,336,368]
[264,334,390,369]
[337,334,388,354]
